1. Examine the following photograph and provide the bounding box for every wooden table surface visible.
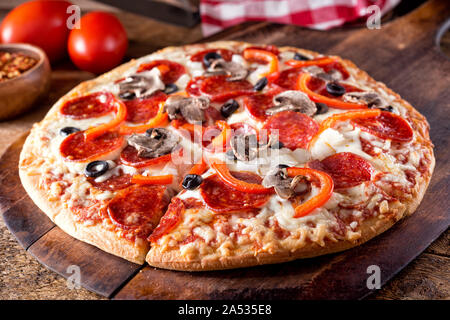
[0,0,448,300]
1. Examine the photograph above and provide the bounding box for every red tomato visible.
[68,12,128,74]
[0,0,73,62]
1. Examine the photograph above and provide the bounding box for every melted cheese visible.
[227,109,262,130]
[311,126,371,161]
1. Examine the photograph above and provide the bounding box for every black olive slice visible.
[85,161,109,178]
[293,52,309,61]
[182,174,203,190]
[164,83,179,94]
[277,164,290,169]
[253,77,268,91]
[220,99,239,118]
[326,82,346,96]
[203,52,222,68]
[118,91,136,100]
[315,102,329,115]
[59,127,80,137]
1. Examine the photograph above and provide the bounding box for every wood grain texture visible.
[0,135,55,249]
[27,227,143,298]
[425,231,450,257]
[0,0,449,300]
[373,253,450,300]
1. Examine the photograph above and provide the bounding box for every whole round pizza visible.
[19,41,435,271]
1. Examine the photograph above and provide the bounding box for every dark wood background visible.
[0,0,448,300]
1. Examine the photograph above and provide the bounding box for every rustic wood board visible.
[1,0,449,300]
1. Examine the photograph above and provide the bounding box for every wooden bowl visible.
[0,43,51,120]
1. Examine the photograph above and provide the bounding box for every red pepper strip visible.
[84,98,127,141]
[286,167,334,218]
[210,159,274,194]
[243,48,279,77]
[189,157,208,175]
[266,71,280,83]
[119,102,169,135]
[285,57,336,68]
[297,73,367,110]
[308,109,381,148]
[210,120,232,152]
[131,174,173,185]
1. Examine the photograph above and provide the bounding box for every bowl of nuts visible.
[0,43,51,120]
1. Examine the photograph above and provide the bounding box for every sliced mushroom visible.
[127,128,180,158]
[117,68,165,99]
[303,65,342,82]
[343,91,386,108]
[230,134,282,162]
[266,90,317,117]
[205,58,248,81]
[230,134,259,161]
[262,167,308,199]
[164,95,210,124]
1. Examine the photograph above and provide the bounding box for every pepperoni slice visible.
[107,184,167,230]
[88,173,132,191]
[306,77,363,99]
[200,171,271,214]
[148,197,184,242]
[199,75,254,102]
[190,48,234,66]
[186,76,204,96]
[60,92,114,119]
[137,59,185,84]
[308,152,373,189]
[120,145,173,168]
[352,111,413,142]
[273,68,302,90]
[123,91,167,123]
[60,131,124,162]
[244,93,275,121]
[263,110,319,150]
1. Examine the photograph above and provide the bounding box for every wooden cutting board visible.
[1,0,449,300]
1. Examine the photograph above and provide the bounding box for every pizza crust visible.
[19,41,435,270]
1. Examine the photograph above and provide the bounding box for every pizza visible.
[19,41,434,270]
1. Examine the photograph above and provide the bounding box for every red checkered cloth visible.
[200,0,400,36]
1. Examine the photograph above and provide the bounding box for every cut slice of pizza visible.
[145,129,416,271]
